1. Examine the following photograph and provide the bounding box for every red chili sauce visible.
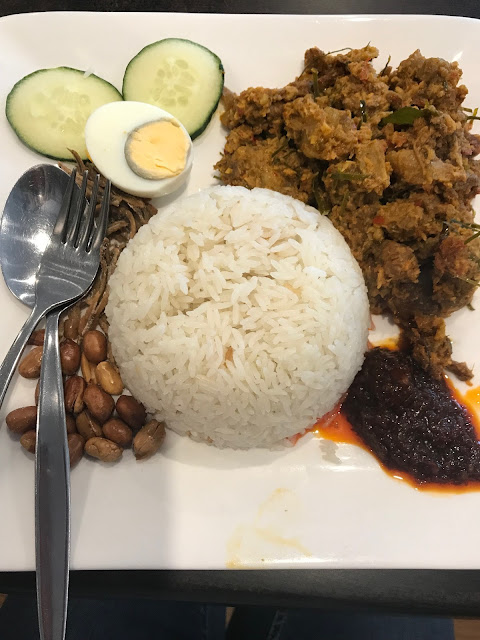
[315,347,480,493]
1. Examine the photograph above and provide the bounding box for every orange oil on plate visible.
[367,336,399,351]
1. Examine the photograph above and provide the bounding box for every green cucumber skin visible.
[122,38,224,140]
[189,63,224,140]
[6,66,123,161]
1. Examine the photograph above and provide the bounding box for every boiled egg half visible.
[85,101,193,198]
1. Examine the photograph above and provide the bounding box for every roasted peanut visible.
[20,430,36,454]
[60,339,81,376]
[102,418,132,448]
[96,361,124,395]
[133,420,166,460]
[64,375,86,414]
[81,353,97,384]
[35,380,40,405]
[83,330,107,364]
[6,406,37,434]
[18,346,43,379]
[83,384,114,424]
[116,395,146,430]
[63,306,81,341]
[85,436,122,462]
[66,414,77,435]
[68,433,85,467]
[76,410,103,440]
[27,329,45,346]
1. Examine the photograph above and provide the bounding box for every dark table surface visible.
[1,0,480,617]
[0,0,479,17]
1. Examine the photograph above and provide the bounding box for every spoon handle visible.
[0,304,45,409]
[36,308,70,640]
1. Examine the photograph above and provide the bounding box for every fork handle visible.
[0,304,45,409]
[36,307,70,640]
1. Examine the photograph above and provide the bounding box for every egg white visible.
[85,101,193,198]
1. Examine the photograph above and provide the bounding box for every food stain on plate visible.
[226,488,312,568]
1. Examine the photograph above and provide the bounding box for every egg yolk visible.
[125,119,188,180]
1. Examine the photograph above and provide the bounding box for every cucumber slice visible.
[6,67,123,160]
[123,38,224,140]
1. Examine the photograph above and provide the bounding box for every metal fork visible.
[35,168,110,640]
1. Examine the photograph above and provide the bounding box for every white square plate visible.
[0,11,479,571]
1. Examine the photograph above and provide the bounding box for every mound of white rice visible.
[106,186,369,449]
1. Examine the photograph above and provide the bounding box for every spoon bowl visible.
[1,164,71,308]
[0,164,76,409]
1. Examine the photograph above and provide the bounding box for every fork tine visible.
[52,168,77,240]
[78,174,100,251]
[89,179,111,252]
[66,170,88,246]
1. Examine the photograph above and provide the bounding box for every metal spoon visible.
[0,164,73,408]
